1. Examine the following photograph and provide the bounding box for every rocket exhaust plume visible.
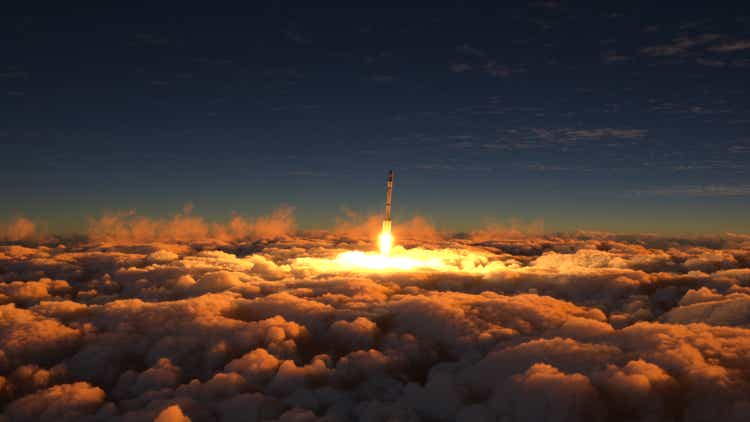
[379,170,394,255]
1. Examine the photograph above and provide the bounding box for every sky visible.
[2,2,749,235]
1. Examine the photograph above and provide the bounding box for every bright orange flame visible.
[290,217,512,274]
[336,250,425,270]
[378,230,393,256]
[292,246,511,273]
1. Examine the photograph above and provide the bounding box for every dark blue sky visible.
[2,2,749,234]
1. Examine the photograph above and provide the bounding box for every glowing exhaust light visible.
[337,250,424,270]
[292,246,510,273]
[378,230,393,256]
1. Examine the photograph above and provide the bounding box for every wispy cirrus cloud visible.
[640,32,750,67]
[449,63,472,73]
[601,50,630,64]
[451,44,523,78]
[562,128,647,140]
[282,23,311,45]
[0,71,29,79]
[484,62,512,78]
[627,184,750,197]
[708,39,750,52]
[481,127,648,151]
[371,74,394,83]
[640,33,722,57]
[456,43,486,58]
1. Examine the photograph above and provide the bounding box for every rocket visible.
[382,170,394,234]
[378,170,395,256]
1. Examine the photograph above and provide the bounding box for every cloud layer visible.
[1,224,750,421]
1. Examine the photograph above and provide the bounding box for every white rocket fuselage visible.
[382,170,394,233]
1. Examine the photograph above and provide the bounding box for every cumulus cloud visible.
[2,382,106,421]
[661,288,750,326]
[1,229,750,420]
[86,205,296,244]
[1,218,38,242]
[154,404,192,422]
[334,210,442,244]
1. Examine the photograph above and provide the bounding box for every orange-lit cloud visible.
[2,228,750,420]
[1,218,38,242]
[86,205,296,244]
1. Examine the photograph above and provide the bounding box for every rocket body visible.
[382,170,394,233]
